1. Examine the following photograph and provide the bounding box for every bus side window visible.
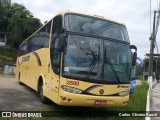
[52,38,60,75]
[39,21,51,48]
[28,20,51,52]
[28,37,35,52]
[18,42,28,56]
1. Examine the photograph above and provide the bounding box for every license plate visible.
[95,100,106,105]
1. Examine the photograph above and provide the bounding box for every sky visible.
[12,0,160,59]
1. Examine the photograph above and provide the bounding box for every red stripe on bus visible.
[84,85,101,92]
[33,52,42,66]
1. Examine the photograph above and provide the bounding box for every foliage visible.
[0,1,42,48]
[7,3,42,48]
[136,62,143,77]
[144,58,160,75]
[0,46,17,64]
[0,0,11,32]
[136,75,143,80]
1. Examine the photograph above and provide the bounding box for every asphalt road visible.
[0,75,149,119]
[0,76,54,111]
[0,76,143,111]
[0,76,102,118]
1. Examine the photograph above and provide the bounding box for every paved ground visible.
[0,75,151,119]
[0,76,53,111]
[151,82,160,120]
[0,76,143,111]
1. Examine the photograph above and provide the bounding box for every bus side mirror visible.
[130,45,137,51]
[130,45,137,66]
[132,52,137,66]
[58,35,66,52]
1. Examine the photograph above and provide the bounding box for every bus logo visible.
[2,112,11,117]
[99,89,104,94]
[117,85,129,88]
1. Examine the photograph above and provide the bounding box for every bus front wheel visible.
[38,81,49,104]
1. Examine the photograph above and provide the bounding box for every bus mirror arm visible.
[130,45,137,52]
[130,45,137,66]
[61,27,67,36]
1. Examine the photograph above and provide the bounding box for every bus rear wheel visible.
[38,82,49,104]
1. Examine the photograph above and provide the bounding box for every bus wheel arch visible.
[38,75,49,104]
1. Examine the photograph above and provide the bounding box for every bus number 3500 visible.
[66,80,79,86]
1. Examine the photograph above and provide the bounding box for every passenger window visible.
[44,36,49,47]
[39,21,51,48]
[28,37,35,52]
[18,42,28,56]
[29,21,51,52]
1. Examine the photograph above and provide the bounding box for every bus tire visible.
[38,81,49,104]
[18,73,23,85]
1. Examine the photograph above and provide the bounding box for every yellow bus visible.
[16,11,137,107]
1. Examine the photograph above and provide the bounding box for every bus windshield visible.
[65,14,130,42]
[63,34,131,83]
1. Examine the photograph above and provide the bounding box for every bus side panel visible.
[16,48,49,91]
[16,58,20,80]
[16,55,28,85]
[42,70,60,104]
[16,48,60,103]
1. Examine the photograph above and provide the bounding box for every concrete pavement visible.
[151,82,160,120]
[0,76,52,111]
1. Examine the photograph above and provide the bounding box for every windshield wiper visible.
[104,46,121,83]
[80,47,92,62]
[84,45,100,79]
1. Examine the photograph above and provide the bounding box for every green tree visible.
[7,3,42,48]
[0,0,11,32]
[23,17,42,39]
[136,62,143,76]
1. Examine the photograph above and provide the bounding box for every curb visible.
[145,77,157,120]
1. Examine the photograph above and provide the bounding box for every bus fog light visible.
[61,85,82,94]
[62,97,67,101]
[118,91,129,96]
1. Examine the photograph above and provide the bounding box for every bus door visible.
[50,37,61,102]
[49,15,62,102]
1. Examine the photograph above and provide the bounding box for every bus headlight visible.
[61,85,82,94]
[118,91,129,96]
